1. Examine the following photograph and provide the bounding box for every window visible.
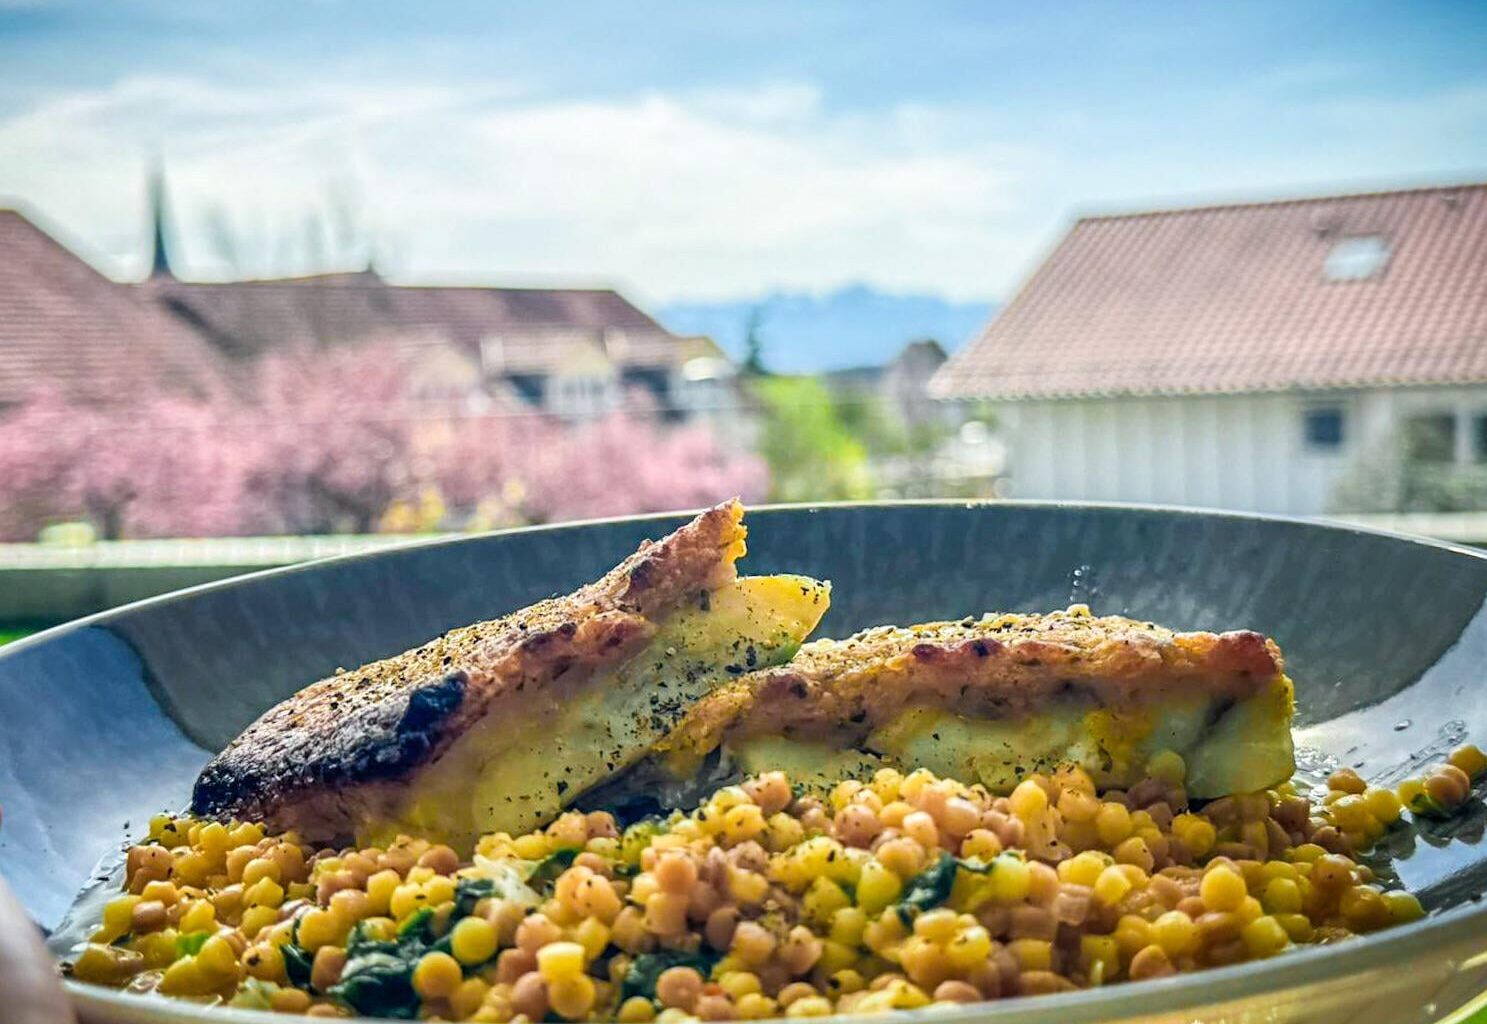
[1303,407,1345,450]
[1404,413,1456,464]
[1475,415,1487,463]
[550,373,615,418]
[675,357,734,414]
[1324,235,1390,281]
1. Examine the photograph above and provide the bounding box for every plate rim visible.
[7,497,1487,662]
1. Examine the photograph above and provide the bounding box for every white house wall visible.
[999,393,1335,514]
[1000,388,1487,514]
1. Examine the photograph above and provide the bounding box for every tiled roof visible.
[0,208,225,405]
[931,183,1487,400]
[147,274,680,367]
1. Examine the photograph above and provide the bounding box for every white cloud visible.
[0,74,1039,300]
[7,68,1477,305]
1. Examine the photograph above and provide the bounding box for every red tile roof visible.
[931,183,1487,400]
[0,208,225,405]
[146,274,678,367]
[0,200,694,408]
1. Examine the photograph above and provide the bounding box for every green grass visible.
[1461,1000,1487,1024]
[0,629,32,645]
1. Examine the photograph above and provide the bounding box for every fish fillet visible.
[191,500,830,846]
[642,604,1294,801]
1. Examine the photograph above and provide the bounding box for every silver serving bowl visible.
[2,502,1485,1023]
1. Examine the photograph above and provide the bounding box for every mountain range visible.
[657,284,995,373]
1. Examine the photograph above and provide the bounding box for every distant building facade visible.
[146,271,733,423]
[823,339,1002,497]
[931,183,1487,515]
[0,187,736,426]
[823,339,954,426]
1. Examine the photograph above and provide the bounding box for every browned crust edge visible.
[192,500,747,835]
[661,606,1285,764]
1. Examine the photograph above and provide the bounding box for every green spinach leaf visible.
[282,943,315,989]
[526,848,579,888]
[330,950,421,1020]
[894,851,959,925]
[621,949,721,1001]
[454,876,498,919]
[328,910,449,1018]
[396,906,436,943]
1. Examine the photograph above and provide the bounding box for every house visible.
[0,188,735,426]
[136,170,733,422]
[824,339,955,428]
[0,207,224,409]
[930,183,1487,515]
[146,271,733,422]
[821,339,1002,497]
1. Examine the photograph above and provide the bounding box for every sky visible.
[0,1,1484,305]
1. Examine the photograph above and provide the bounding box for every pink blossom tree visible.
[236,344,421,534]
[0,344,769,540]
[516,412,768,522]
[424,407,558,516]
[0,387,248,540]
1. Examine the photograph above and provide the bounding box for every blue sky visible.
[0,1,1483,302]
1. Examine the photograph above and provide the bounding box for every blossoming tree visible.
[0,345,767,540]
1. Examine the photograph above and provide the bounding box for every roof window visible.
[1324,235,1390,281]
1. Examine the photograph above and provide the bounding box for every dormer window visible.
[1324,235,1390,281]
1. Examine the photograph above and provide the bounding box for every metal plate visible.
[3,502,1485,1023]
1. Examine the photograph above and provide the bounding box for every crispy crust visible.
[192,501,747,837]
[660,605,1284,764]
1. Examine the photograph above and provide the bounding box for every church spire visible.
[147,162,173,279]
